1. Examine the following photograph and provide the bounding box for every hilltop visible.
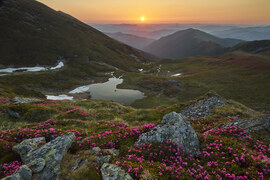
[144,28,243,58]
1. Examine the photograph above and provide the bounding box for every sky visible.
[38,0,270,24]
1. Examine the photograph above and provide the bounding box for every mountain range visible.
[106,32,154,50]
[144,28,243,58]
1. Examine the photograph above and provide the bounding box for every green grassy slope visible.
[113,51,270,113]
[159,51,270,112]
[0,0,155,69]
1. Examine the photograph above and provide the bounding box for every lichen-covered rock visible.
[12,97,41,104]
[211,115,270,136]
[135,112,200,154]
[2,165,32,180]
[13,133,75,180]
[91,147,101,154]
[71,158,88,171]
[104,148,120,156]
[96,155,111,168]
[26,158,45,173]
[180,96,227,119]
[101,163,133,180]
[13,137,45,160]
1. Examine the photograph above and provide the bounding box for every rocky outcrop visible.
[2,165,32,180]
[180,96,227,119]
[101,163,133,180]
[13,137,45,159]
[12,133,75,180]
[211,115,270,136]
[135,112,200,154]
[12,97,41,104]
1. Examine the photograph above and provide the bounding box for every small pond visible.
[69,76,145,105]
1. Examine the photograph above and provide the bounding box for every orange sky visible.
[38,0,270,24]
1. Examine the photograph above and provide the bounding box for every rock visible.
[135,112,200,154]
[211,115,270,136]
[91,147,101,154]
[12,97,41,104]
[103,148,120,156]
[13,137,45,160]
[2,165,32,180]
[96,155,111,168]
[180,96,227,119]
[13,133,75,180]
[71,158,88,171]
[101,163,133,180]
[26,158,46,173]
[7,109,21,119]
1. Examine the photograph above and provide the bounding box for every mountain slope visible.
[0,0,155,69]
[106,32,154,50]
[144,28,243,58]
[231,40,270,53]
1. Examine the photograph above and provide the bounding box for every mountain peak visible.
[144,29,242,58]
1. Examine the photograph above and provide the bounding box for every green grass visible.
[115,51,270,113]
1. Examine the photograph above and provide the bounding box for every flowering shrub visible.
[0,161,22,177]
[62,108,97,120]
[0,96,269,179]
[0,97,11,105]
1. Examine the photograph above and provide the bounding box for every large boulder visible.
[101,163,133,180]
[12,133,75,180]
[13,137,45,159]
[135,112,200,154]
[180,95,227,119]
[2,165,32,180]
[211,115,270,136]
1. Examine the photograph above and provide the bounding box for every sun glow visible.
[140,17,145,22]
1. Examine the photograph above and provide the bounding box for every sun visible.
[140,17,145,22]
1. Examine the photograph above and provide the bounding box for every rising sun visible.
[140,17,145,22]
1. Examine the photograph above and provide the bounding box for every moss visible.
[61,152,100,180]
[121,109,161,125]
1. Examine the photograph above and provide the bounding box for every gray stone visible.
[2,165,32,180]
[135,112,200,154]
[91,147,101,154]
[71,158,88,171]
[7,109,21,119]
[180,96,227,119]
[13,133,75,180]
[210,115,270,136]
[101,163,133,180]
[103,148,120,156]
[13,137,45,160]
[26,158,46,173]
[96,155,111,168]
[12,97,41,104]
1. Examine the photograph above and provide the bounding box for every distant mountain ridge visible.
[144,28,243,58]
[211,26,270,41]
[106,32,154,50]
[0,0,155,70]
[231,40,270,53]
